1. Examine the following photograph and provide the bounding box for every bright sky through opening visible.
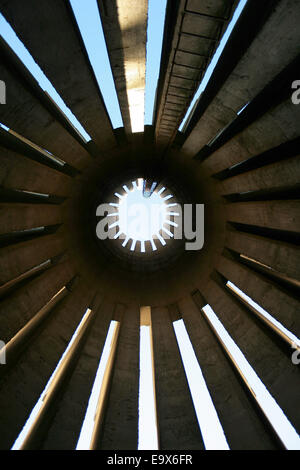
[138,324,159,450]
[114,179,172,251]
[144,0,168,125]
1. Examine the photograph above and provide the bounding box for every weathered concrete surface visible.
[216,255,300,338]
[0,260,75,343]
[155,0,238,145]
[41,299,114,450]
[0,0,299,451]
[0,0,116,151]
[182,0,300,155]
[0,280,94,450]
[98,0,148,133]
[0,39,91,171]
[220,156,300,196]
[200,99,300,176]
[226,200,300,234]
[0,145,72,197]
[0,203,62,235]
[99,304,140,450]
[225,229,300,282]
[0,233,64,285]
[180,295,277,449]
[151,306,204,450]
[200,279,300,435]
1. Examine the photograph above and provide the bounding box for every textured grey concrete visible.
[182,0,300,155]
[0,260,75,343]
[225,229,300,282]
[180,295,277,450]
[0,0,116,151]
[201,99,300,175]
[200,278,300,434]
[220,156,300,196]
[155,0,238,145]
[100,304,140,450]
[217,255,300,338]
[226,200,300,233]
[98,0,148,134]
[0,41,91,170]
[151,306,204,450]
[0,278,93,449]
[0,233,64,285]
[0,203,62,234]
[0,0,299,451]
[0,145,72,197]
[41,298,113,450]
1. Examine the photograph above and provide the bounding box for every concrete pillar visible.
[0,145,72,197]
[151,306,204,450]
[225,229,300,282]
[226,200,300,233]
[99,304,140,450]
[0,203,62,235]
[41,299,116,449]
[217,255,300,336]
[0,261,75,342]
[0,233,64,286]
[0,0,116,151]
[0,44,90,170]
[179,295,278,449]
[200,278,300,434]
[0,281,95,449]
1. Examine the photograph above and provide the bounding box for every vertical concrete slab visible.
[151,306,204,450]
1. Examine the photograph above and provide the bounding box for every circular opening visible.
[109,178,177,252]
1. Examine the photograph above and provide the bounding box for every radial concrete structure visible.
[0,0,299,451]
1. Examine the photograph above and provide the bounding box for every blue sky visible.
[144,0,167,124]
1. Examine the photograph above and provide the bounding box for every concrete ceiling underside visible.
[154,0,238,146]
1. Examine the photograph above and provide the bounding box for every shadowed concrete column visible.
[151,306,204,450]
[99,304,140,450]
[0,0,116,151]
[0,280,95,449]
[179,295,278,449]
[98,0,148,133]
[41,298,115,450]
[200,278,300,435]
